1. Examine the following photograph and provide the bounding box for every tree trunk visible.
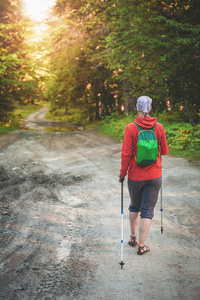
[123,79,134,113]
[95,98,100,120]
[179,60,196,126]
[176,29,196,126]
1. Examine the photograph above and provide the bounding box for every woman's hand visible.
[119,174,124,182]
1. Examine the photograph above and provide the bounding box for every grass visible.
[97,112,200,163]
[1,103,199,163]
[0,125,14,136]
[13,101,50,122]
[0,101,50,136]
[46,107,101,130]
[45,107,68,122]
[45,107,90,126]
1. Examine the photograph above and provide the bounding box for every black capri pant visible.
[128,177,162,219]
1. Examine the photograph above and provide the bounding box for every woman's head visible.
[136,96,152,116]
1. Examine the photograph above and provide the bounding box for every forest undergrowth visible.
[1,104,199,164]
[97,112,200,163]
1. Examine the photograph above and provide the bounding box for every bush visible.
[98,113,137,142]
[98,113,200,162]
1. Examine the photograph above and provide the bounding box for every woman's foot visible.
[128,236,138,247]
[137,245,150,255]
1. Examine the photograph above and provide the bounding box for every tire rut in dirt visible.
[0,165,95,299]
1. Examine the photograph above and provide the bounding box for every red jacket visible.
[120,116,170,181]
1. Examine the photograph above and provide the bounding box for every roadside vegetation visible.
[12,101,48,123]
[0,101,47,136]
[0,1,199,163]
[98,112,200,162]
[0,124,14,136]
[1,102,199,163]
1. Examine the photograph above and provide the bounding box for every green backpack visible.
[134,122,158,167]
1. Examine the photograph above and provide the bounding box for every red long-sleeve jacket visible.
[120,116,170,181]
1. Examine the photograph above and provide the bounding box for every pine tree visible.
[0,0,41,122]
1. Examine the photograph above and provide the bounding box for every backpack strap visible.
[152,123,158,131]
[134,122,158,131]
[134,122,143,131]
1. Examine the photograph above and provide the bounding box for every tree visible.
[45,0,200,124]
[101,0,200,123]
[0,0,41,122]
[45,0,122,124]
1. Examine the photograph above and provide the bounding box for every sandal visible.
[137,245,150,255]
[128,236,138,247]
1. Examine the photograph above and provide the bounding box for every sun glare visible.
[23,0,56,22]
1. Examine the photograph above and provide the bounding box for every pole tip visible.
[119,261,125,269]
[161,227,163,234]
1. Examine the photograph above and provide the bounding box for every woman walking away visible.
[119,96,170,255]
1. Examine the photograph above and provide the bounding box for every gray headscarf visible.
[136,96,152,113]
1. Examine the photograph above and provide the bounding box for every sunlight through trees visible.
[0,0,199,125]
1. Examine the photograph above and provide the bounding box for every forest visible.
[0,0,200,159]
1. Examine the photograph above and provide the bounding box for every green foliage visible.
[1,0,199,136]
[46,0,200,125]
[0,125,14,136]
[162,123,200,161]
[45,0,123,124]
[101,0,200,123]
[0,0,42,122]
[0,101,46,132]
[98,113,137,142]
[13,102,44,121]
[46,106,89,126]
[0,100,42,133]
[98,112,200,162]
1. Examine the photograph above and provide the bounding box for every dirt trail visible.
[0,119,200,299]
[22,106,82,132]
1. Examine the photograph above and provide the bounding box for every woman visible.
[119,96,169,255]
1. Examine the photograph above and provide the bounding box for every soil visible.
[0,108,200,300]
[22,106,83,132]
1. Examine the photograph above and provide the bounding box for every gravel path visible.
[0,124,199,299]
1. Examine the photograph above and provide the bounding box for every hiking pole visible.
[119,180,125,269]
[160,182,163,234]
[161,155,163,234]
